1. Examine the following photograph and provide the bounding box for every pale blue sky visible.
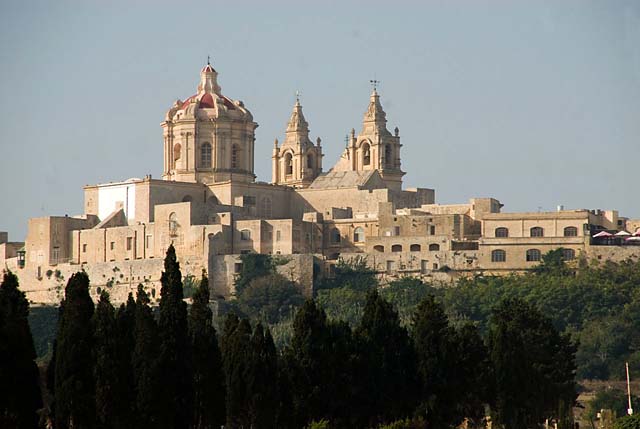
[1,1,639,239]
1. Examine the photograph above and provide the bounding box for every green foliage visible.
[533,248,571,275]
[615,414,640,429]
[182,274,197,299]
[234,253,276,295]
[304,420,331,429]
[236,273,305,324]
[55,271,96,428]
[132,284,162,427]
[376,417,427,429]
[316,286,367,326]
[441,258,640,380]
[0,271,42,429]
[354,290,418,426]
[93,291,129,429]
[381,277,440,325]
[488,298,577,429]
[158,244,193,428]
[585,388,636,424]
[318,256,377,292]
[189,271,225,428]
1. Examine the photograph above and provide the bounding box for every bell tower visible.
[272,96,323,187]
[333,83,405,190]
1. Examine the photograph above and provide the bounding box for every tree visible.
[318,256,377,292]
[223,318,253,428]
[411,294,462,427]
[488,298,577,429]
[113,292,136,425]
[355,290,417,426]
[189,271,225,428]
[236,273,305,324]
[0,271,42,429]
[132,285,162,428]
[157,244,193,428]
[54,271,96,428]
[234,253,275,295]
[93,291,130,429]
[614,414,640,429]
[245,324,279,428]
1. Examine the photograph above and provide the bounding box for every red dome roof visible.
[201,64,216,73]
[199,93,215,109]
[179,93,236,110]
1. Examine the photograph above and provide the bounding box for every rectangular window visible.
[430,225,436,235]
[433,263,439,270]
[127,237,133,250]
[234,262,243,273]
[421,260,428,274]
[394,226,401,236]
[386,260,395,273]
[276,230,281,242]
[110,241,115,250]
[52,247,60,264]
[82,244,87,253]
[145,235,152,248]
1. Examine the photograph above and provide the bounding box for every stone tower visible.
[272,97,323,187]
[161,62,258,184]
[333,88,405,190]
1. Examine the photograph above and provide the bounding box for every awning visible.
[615,230,631,236]
[593,231,613,238]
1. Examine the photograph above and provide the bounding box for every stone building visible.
[2,62,639,305]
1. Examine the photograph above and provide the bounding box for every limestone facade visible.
[3,62,639,304]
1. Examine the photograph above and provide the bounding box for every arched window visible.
[562,248,575,260]
[354,227,365,243]
[410,244,421,252]
[373,245,384,253]
[495,227,509,238]
[284,153,293,175]
[491,249,506,262]
[564,226,578,237]
[391,244,402,252]
[231,145,239,169]
[429,243,440,251]
[330,228,341,244]
[168,212,178,235]
[240,229,251,241]
[201,142,212,168]
[173,143,182,161]
[526,249,541,262]
[362,143,371,166]
[307,153,314,169]
[385,144,392,167]
[530,227,544,237]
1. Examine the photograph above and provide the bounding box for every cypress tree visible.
[223,318,252,429]
[288,299,356,427]
[0,271,42,429]
[157,245,193,428]
[113,292,136,425]
[54,271,96,429]
[246,324,279,428]
[93,291,130,429]
[189,272,225,428]
[132,285,162,428]
[355,290,417,426]
[46,303,64,427]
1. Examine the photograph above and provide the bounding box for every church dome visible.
[164,62,253,122]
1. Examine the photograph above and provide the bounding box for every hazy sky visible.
[1,1,639,240]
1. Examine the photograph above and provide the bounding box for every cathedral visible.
[2,62,639,304]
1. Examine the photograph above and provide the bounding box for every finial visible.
[274,138,279,148]
[295,90,301,104]
[394,126,399,137]
[370,79,380,92]
[344,135,349,147]
[207,55,211,65]
[316,137,321,146]
[350,128,356,137]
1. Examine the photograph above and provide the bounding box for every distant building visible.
[2,62,639,304]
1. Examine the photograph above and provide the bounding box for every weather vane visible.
[370,79,380,91]
[295,90,301,103]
